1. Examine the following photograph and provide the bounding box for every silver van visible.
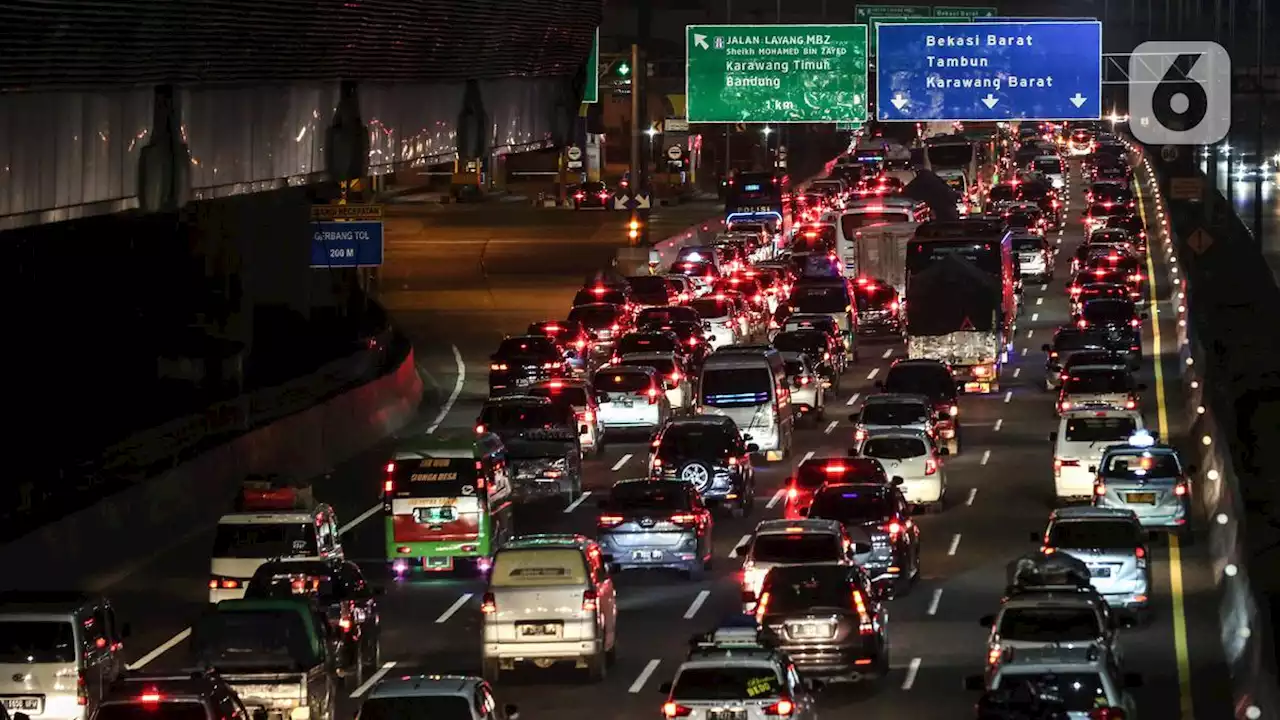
[481,535,618,682]
[697,347,794,462]
[0,593,130,720]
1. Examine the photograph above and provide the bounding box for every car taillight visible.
[1130,318,1140,328]
[1069,285,1082,295]
[582,589,599,612]
[764,699,795,716]
[1174,482,1189,496]
[1135,546,1146,559]
[1060,400,1071,411]
[480,592,496,614]
[949,405,959,417]
[925,458,938,475]
[1077,319,1088,329]
[688,336,699,345]
[475,424,486,434]
[543,362,557,369]
[611,323,620,332]
[648,387,659,404]
[972,365,989,378]
[850,589,874,634]
[490,363,508,370]
[1090,707,1127,720]
[670,371,682,383]
[884,521,903,539]
[1095,481,1107,496]
[663,703,693,718]
[580,410,594,422]
[208,577,240,589]
[574,192,585,200]
[987,645,1003,665]
[598,514,624,528]
[854,428,866,442]
[1125,398,1137,409]
[670,513,700,526]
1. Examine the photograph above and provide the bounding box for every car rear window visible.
[96,703,211,720]
[860,402,928,426]
[672,667,782,701]
[883,365,954,399]
[495,337,557,359]
[761,570,856,613]
[997,608,1100,642]
[808,489,890,522]
[795,460,885,488]
[618,335,678,355]
[1064,417,1137,442]
[1063,370,1128,394]
[357,696,472,720]
[0,620,75,662]
[213,523,317,559]
[861,437,927,460]
[1102,451,1181,478]
[490,548,587,587]
[1048,520,1142,549]
[567,305,619,328]
[606,482,690,511]
[690,298,733,319]
[480,403,561,429]
[750,533,843,563]
[528,385,589,407]
[638,306,700,325]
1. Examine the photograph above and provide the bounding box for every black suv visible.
[95,670,246,720]
[244,557,382,675]
[1042,326,1109,391]
[783,456,888,520]
[851,277,903,337]
[749,564,890,682]
[649,416,756,517]
[477,396,583,503]
[877,359,961,453]
[772,329,842,394]
[488,335,569,396]
[803,482,920,595]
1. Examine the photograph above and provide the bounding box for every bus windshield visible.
[727,173,781,213]
[926,143,974,167]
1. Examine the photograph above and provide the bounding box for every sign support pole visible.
[1253,0,1265,245]
[629,42,642,196]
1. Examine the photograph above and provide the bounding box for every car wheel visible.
[586,651,608,681]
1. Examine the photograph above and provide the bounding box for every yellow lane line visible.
[1134,166,1194,720]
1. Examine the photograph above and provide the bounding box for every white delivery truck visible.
[852,222,915,296]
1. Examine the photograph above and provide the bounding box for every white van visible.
[208,506,343,603]
[697,347,794,462]
[1049,409,1145,501]
[481,535,617,682]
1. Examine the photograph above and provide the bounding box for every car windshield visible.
[528,385,589,407]
[994,672,1109,713]
[621,356,677,376]
[568,305,619,328]
[627,276,670,298]
[0,621,76,663]
[1048,520,1142,549]
[809,489,889,522]
[194,611,317,668]
[701,368,772,407]
[480,403,560,428]
[762,571,855,613]
[997,608,1101,642]
[853,284,896,310]
[862,437,927,460]
[860,402,928,425]
[795,460,885,488]
[690,298,732,319]
[618,334,678,354]
[658,425,734,458]
[639,306,699,325]
[1064,417,1137,442]
[96,703,211,720]
[606,482,690,511]
[750,533,843,563]
[1013,238,1044,252]
[495,337,558,360]
[1083,301,1135,324]
[594,371,651,393]
[791,285,850,314]
[1063,370,1128,394]
[772,331,826,356]
[672,667,783,701]
[1102,451,1181,478]
[883,366,954,400]
[357,697,472,720]
[213,523,317,558]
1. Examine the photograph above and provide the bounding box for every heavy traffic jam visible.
[0,122,1194,720]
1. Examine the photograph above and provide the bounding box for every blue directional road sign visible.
[875,20,1102,122]
[310,221,385,268]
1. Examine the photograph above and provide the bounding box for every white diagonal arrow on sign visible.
[1069,93,1087,108]
[693,34,709,50]
[891,93,909,110]
[981,94,999,109]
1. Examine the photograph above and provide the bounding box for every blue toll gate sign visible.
[875,20,1102,122]
[310,220,385,268]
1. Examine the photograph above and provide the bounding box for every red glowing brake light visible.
[823,464,846,473]
[480,592,496,613]
[139,692,163,704]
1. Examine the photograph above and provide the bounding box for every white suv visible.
[1049,409,1144,501]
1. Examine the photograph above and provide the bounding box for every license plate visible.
[1090,566,1112,578]
[617,398,633,407]
[708,711,746,720]
[515,378,531,387]
[1125,492,1157,504]
[632,550,661,560]
[423,556,453,570]
[791,623,825,638]
[518,622,562,638]
[3,698,42,713]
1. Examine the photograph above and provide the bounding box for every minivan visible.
[697,347,794,462]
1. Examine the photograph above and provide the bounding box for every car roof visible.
[501,534,592,551]
[1050,506,1140,521]
[619,352,679,362]
[666,415,736,429]
[754,518,844,535]
[484,395,553,406]
[367,674,481,699]
[815,482,889,495]
[861,393,931,406]
[529,378,589,390]
[862,427,931,441]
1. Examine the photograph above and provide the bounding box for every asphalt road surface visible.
[104,161,1234,719]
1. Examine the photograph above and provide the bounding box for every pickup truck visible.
[193,599,339,720]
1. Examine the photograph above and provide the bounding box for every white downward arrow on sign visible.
[693,34,709,50]
[981,94,999,109]
[891,94,909,110]
[1069,93,1087,108]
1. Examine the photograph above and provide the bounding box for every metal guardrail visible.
[1135,145,1280,720]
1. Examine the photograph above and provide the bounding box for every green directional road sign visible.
[932,6,997,18]
[584,27,599,103]
[854,4,931,22]
[685,24,869,124]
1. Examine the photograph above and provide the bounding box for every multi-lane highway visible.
[104,159,1237,719]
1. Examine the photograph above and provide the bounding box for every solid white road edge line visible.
[901,657,922,690]
[684,590,711,619]
[948,534,962,556]
[564,491,593,513]
[351,661,398,698]
[425,345,465,434]
[612,454,633,472]
[128,627,191,670]
[927,588,943,616]
[436,593,473,624]
[629,659,661,693]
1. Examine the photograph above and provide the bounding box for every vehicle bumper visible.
[599,407,663,429]
[1055,467,1096,500]
[791,387,821,411]
[1095,500,1191,529]
[901,477,944,504]
[597,534,702,572]
[1101,589,1151,612]
[778,641,882,678]
[484,640,599,660]
[210,586,248,603]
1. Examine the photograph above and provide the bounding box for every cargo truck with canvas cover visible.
[852,223,914,297]
[905,255,1007,393]
[382,432,513,575]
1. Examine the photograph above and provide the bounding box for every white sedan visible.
[857,428,949,511]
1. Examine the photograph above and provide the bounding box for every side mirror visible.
[805,678,826,692]
[963,675,985,692]
[579,425,590,435]
[505,705,520,720]
[797,507,810,517]
[792,378,803,389]
[658,681,673,694]
[489,354,499,362]
[703,321,713,330]
[15,713,33,720]
[1123,672,1144,688]
[120,623,132,638]
[848,412,861,422]
[1136,383,1148,391]
[891,476,905,486]
[747,443,760,453]
[741,590,756,604]
[847,447,859,457]
[608,563,622,574]
[938,447,950,456]
[979,614,995,628]
[1049,431,1058,442]
[1088,465,1098,473]
[595,391,609,403]
[851,541,871,555]
[1041,343,1052,352]
[589,332,600,341]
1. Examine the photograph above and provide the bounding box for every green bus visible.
[382,432,513,575]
